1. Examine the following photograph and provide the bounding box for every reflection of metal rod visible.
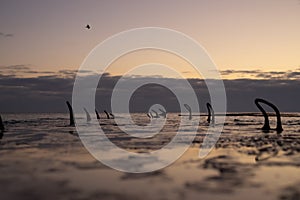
[184,104,192,120]
[254,98,283,133]
[66,101,75,126]
[83,108,91,122]
[206,103,215,125]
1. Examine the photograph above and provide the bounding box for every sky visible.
[0,0,300,76]
[0,0,300,112]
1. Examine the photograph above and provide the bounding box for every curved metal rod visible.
[0,115,4,132]
[0,115,3,139]
[254,98,283,133]
[149,112,154,118]
[66,101,75,126]
[151,109,160,118]
[206,103,215,125]
[109,113,115,119]
[95,109,100,119]
[184,104,192,120]
[104,110,110,119]
[158,108,167,118]
[83,108,91,122]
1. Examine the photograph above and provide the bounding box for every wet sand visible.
[1,113,300,200]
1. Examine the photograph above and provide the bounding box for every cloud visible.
[221,70,261,75]
[0,64,30,70]
[220,69,300,80]
[0,32,13,38]
[0,65,98,78]
[1,72,300,113]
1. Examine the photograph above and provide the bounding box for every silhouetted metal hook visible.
[254,98,283,133]
[184,104,192,120]
[83,108,91,122]
[95,109,100,119]
[206,103,215,125]
[66,101,75,126]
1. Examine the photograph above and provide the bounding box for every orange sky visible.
[0,0,300,78]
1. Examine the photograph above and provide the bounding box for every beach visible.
[1,113,300,200]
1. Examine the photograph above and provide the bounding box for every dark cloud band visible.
[0,72,300,113]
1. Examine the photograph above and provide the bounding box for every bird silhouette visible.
[85,24,91,29]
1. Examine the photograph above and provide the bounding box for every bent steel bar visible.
[104,110,110,119]
[254,98,283,133]
[84,108,91,122]
[184,104,192,120]
[66,101,75,126]
[206,103,215,125]
[159,108,167,118]
[0,115,4,131]
[109,113,115,119]
[95,109,100,119]
[151,109,160,118]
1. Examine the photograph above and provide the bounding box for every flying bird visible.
[85,24,91,30]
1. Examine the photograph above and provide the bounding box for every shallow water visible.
[0,113,300,200]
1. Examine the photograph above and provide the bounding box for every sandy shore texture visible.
[1,113,300,200]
